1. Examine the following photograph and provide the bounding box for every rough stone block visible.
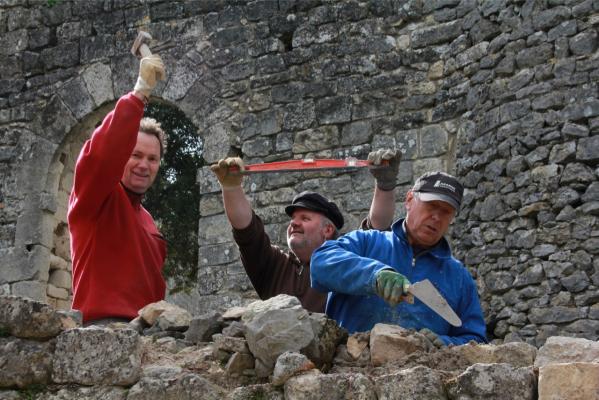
[185,311,223,344]
[46,283,68,300]
[341,120,372,146]
[577,135,599,162]
[197,165,221,195]
[0,337,53,388]
[0,295,64,339]
[197,214,232,245]
[413,158,445,178]
[419,124,448,157]
[82,62,114,107]
[532,6,570,30]
[58,76,95,120]
[79,34,115,64]
[39,96,78,145]
[374,366,445,400]
[52,327,142,386]
[529,307,587,326]
[283,101,315,131]
[203,123,231,164]
[569,30,598,55]
[162,58,200,102]
[455,341,537,367]
[242,136,272,157]
[41,43,79,69]
[369,324,427,367]
[292,126,339,153]
[0,29,28,56]
[226,352,255,375]
[538,362,599,400]
[227,384,284,400]
[37,386,127,400]
[315,96,352,125]
[446,363,536,400]
[411,20,462,48]
[243,295,314,376]
[395,129,419,160]
[285,372,376,400]
[10,281,47,304]
[198,242,240,266]
[48,269,71,289]
[272,351,315,386]
[535,336,599,368]
[301,313,347,369]
[127,370,226,400]
[1,245,49,285]
[515,43,553,68]
[352,94,395,119]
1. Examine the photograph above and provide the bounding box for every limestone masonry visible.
[1,0,598,350]
[2,294,599,399]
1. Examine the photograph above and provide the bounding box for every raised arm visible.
[211,157,252,229]
[367,149,401,230]
[69,55,165,218]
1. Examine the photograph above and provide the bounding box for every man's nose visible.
[137,158,150,169]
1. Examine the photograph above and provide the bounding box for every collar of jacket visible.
[120,182,144,209]
[391,218,453,259]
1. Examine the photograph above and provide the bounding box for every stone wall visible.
[1,0,598,345]
[2,294,599,400]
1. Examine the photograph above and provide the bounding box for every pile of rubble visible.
[1,294,598,399]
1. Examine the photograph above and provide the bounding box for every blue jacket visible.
[311,219,487,345]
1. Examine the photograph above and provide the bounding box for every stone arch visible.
[9,68,208,307]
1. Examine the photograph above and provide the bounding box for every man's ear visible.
[324,223,336,240]
[405,190,414,212]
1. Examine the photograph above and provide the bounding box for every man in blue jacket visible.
[311,171,487,347]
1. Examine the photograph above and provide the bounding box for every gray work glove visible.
[210,157,245,189]
[134,54,166,98]
[419,328,445,349]
[368,149,401,191]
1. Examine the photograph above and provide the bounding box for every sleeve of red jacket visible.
[70,92,145,218]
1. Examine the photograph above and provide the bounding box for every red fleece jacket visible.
[68,93,166,322]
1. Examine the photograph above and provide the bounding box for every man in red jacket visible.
[68,54,167,324]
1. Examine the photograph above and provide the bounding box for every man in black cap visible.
[210,150,401,313]
[311,171,487,346]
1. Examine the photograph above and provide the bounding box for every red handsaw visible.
[231,157,388,174]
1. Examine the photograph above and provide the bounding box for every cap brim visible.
[416,192,460,210]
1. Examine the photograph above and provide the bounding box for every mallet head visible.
[131,31,152,58]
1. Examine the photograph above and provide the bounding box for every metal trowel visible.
[407,279,462,327]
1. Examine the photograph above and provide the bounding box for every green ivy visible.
[143,102,203,293]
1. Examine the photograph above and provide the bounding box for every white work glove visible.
[134,54,166,98]
[368,149,401,191]
[210,157,245,189]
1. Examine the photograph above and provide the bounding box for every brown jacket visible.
[233,212,326,313]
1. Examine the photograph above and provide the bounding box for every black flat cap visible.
[285,191,344,229]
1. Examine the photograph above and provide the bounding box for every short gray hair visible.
[139,117,167,157]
